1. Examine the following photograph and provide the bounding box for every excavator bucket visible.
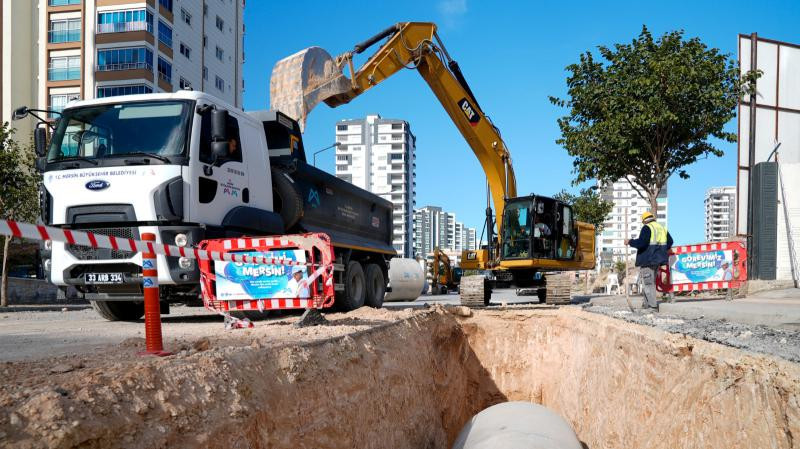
[269,47,352,132]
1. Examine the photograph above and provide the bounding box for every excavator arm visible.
[270,22,516,236]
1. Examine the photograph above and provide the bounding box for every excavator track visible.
[544,273,572,305]
[460,275,491,308]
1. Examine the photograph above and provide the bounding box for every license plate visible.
[85,272,124,284]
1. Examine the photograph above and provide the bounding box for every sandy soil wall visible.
[461,308,800,449]
[2,307,798,449]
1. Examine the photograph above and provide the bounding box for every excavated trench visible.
[3,307,799,449]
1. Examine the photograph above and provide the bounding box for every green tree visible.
[554,187,613,233]
[550,26,760,213]
[0,123,40,306]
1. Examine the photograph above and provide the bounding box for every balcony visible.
[49,0,80,5]
[48,29,81,43]
[48,66,81,81]
[97,21,152,34]
[97,62,152,72]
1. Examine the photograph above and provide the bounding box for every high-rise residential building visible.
[705,186,736,242]
[413,205,477,262]
[1,0,38,137]
[596,179,668,269]
[335,114,416,257]
[5,0,244,126]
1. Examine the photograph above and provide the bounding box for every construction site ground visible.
[1,289,799,448]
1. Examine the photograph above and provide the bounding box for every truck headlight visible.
[43,259,51,272]
[44,240,52,251]
[174,233,189,247]
[178,257,193,269]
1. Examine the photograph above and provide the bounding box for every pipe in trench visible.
[452,401,583,449]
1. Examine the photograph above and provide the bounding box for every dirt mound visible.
[0,307,798,448]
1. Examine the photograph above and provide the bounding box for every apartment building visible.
[0,1,38,136]
[30,0,243,120]
[704,186,736,242]
[335,114,416,257]
[596,179,669,269]
[412,205,477,262]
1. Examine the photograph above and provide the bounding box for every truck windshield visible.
[47,100,192,163]
[502,200,532,259]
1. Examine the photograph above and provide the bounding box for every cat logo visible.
[458,98,480,127]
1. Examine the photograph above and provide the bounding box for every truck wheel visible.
[338,261,366,311]
[90,300,145,321]
[271,168,303,230]
[364,263,385,308]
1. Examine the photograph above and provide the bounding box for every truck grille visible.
[67,227,139,261]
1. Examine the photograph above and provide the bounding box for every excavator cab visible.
[501,196,577,262]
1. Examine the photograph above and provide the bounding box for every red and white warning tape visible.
[0,219,315,267]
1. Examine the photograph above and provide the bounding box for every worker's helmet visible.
[292,266,305,275]
[641,211,655,223]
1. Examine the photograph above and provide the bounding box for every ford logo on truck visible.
[85,180,110,191]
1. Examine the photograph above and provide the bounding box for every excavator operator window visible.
[502,201,531,259]
[557,203,577,260]
[532,198,556,259]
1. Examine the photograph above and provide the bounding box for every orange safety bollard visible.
[138,232,171,357]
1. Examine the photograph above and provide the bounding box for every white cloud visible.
[438,0,467,27]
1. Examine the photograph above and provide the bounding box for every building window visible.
[202,66,208,80]
[179,77,192,89]
[215,46,224,61]
[158,0,172,12]
[96,47,153,71]
[157,57,172,84]
[158,20,172,48]
[48,19,81,43]
[336,125,347,131]
[96,84,153,98]
[215,16,224,31]
[49,0,81,6]
[392,123,402,130]
[390,153,403,160]
[180,8,192,25]
[49,94,77,117]
[48,56,80,81]
[97,9,153,34]
[179,42,191,59]
[203,34,207,48]
[203,3,208,16]
[214,75,224,91]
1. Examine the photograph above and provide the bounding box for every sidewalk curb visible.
[0,305,91,313]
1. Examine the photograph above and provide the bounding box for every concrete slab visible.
[659,288,800,330]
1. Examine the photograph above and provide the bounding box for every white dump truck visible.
[15,91,403,320]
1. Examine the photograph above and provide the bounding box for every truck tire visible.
[271,168,303,230]
[90,300,145,321]
[364,263,385,308]
[338,261,366,311]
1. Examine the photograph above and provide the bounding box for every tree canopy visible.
[550,26,759,212]
[554,188,613,233]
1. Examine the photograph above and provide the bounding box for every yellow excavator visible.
[270,22,595,307]
[428,248,460,295]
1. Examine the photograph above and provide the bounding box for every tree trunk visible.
[648,192,659,221]
[1,236,10,307]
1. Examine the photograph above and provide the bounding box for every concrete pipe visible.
[452,401,582,449]
[384,258,425,302]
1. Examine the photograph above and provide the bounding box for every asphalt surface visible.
[2,288,800,363]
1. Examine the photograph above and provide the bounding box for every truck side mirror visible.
[12,106,29,121]
[34,127,48,158]
[210,108,229,162]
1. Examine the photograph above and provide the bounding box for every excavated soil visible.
[1,306,799,449]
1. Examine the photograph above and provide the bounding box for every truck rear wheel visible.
[338,261,366,311]
[90,300,145,321]
[364,263,385,308]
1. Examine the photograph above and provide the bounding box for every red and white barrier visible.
[0,219,317,267]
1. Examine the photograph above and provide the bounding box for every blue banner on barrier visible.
[214,250,310,300]
[669,250,735,284]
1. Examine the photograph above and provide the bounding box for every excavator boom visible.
[270,22,516,236]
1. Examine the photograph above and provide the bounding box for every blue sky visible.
[243,0,799,245]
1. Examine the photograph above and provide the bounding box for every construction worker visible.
[625,211,673,311]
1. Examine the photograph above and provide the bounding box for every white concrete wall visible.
[2,0,37,136]
[775,162,800,281]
